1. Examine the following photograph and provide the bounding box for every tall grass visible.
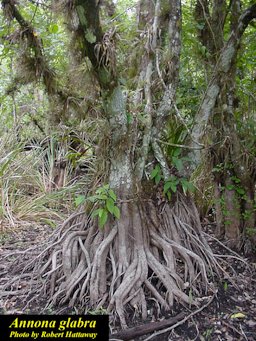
[0,131,94,229]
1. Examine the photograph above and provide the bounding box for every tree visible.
[188,0,256,250]
[49,0,218,326]
[1,0,255,327]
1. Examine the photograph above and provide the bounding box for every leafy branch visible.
[75,184,120,228]
[150,162,195,200]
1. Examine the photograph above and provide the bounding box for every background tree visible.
[188,0,256,250]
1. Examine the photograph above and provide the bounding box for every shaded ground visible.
[0,222,256,340]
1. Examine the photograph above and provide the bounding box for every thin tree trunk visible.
[189,2,256,249]
[188,3,256,172]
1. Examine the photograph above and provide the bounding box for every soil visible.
[0,221,256,341]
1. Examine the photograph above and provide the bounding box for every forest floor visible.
[0,221,256,341]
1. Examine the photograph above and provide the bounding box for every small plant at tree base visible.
[223,281,228,291]
[150,164,163,185]
[203,328,213,340]
[171,147,191,172]
[88,307,108,315]
[245,227,256,238]
[151,164,195,200]
[163,175,179,200]
[216,173,252,227]
[75,194,87,207]
[75,184,120,228]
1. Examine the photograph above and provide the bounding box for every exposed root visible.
[3,194,224,326]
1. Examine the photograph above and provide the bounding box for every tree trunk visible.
[222,177,241,248]
[190,1,256,250]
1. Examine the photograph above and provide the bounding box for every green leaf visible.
[170,183,177,192]
[96,194,108,200]
[155,173,162,185]
[172,157,183,171]
[91,208,101,218]
[106,198,115,214]
[0,149,20,176]
[173,148,181,157]
[127,113,133,124]
[181,179,195,192]
[2,47,10,55]
[164,182,172,194]
[96,186,107,194]
[236,187,245,195]
[180,178,189,194]
[87,195,97,203]
[49,24,59,34]
[85,29,97,43]
[167,176,178,183]
[188,183,195,192]
[99,209,108,228]
[230,312,246,319]
[98,208,104,218]
[113,206,120,219]
[164,181,177,193]
[212,167,221,173]
[108,189,117,201]
[151,165,160,179]
[196,23,205,30]
[96,187,103,194]
[43,218,56,229]
[231,176,241,184]
[75,195,86,207]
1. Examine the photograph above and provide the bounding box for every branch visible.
[110,312,186,341]
[107,3,136,23]
[1,0,56,94]
[194,0,216,54]
[1,0,87,123]
[134,0,160,180]
[152,137,170,180]
[75,0,102,68]
[27,0,51,9]
[74,0,117,89]
[239,3,256,32]
[211,0,227,49]
[135,0,182,178]
[154,0,182,130]
[155,138,204,150]
[187,2,256,172]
